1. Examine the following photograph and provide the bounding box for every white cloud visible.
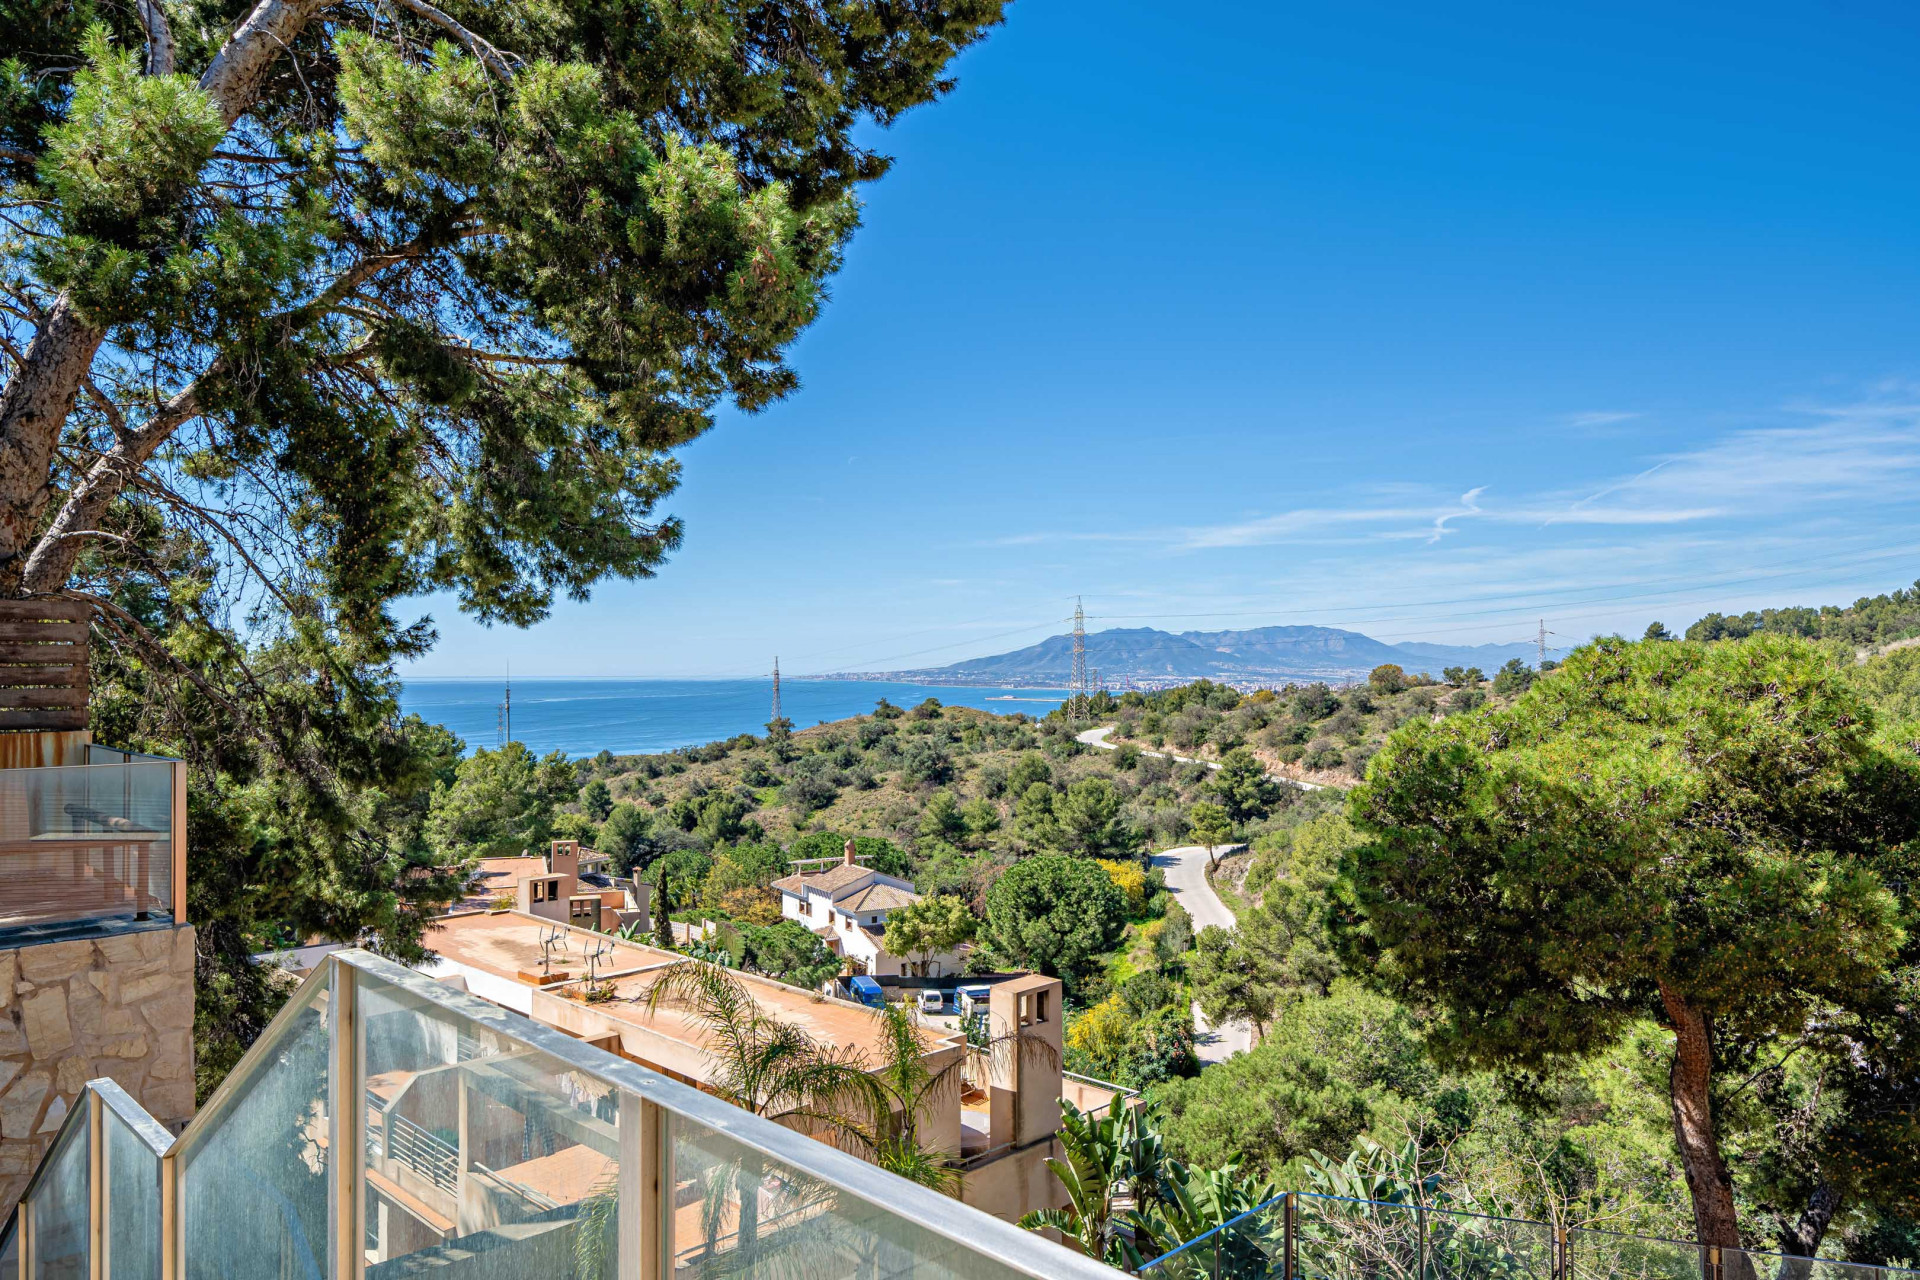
[993,395,1920,573]
[1177,504,1447,550]
[1427,487,1485,543]
[1563,411,1642,431]
[1525,408,1920,527]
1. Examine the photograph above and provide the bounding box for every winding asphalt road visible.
[1150,843,1257,1063]
[1078,724,1265,1063]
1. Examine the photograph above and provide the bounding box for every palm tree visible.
[829,999,969,1195]
[837,993,1068,1201]
[641,961,881,1274]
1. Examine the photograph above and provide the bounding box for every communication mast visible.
[1069,598,1089,723]
[498,663,512,747]
[771,656,782,723]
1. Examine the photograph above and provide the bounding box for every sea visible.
[397,679,1073,758]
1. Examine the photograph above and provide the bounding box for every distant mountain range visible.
[844,625,1548,687]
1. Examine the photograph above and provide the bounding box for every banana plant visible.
[1018,1096,1164,1266]
[1133,1156,1280,1273]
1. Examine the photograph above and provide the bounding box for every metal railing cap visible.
[89,1076,174,1157]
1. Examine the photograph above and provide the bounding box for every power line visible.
[791,616,1071,676]
[1088,543,1920,638]
[1084,537,1920,629]
[776,596,1076,668]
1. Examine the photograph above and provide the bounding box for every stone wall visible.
[0,925,196,1220]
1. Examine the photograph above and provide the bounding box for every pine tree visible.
[0,0,1004,1083]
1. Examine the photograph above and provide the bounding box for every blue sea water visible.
[397,679,1072,757]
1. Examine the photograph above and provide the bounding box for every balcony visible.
[0,948,1122,1280]
[0,746,186,945]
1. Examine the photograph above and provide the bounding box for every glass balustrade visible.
[0,760,180,934]
[27,1114,88,1280]
[1137,1194,1287,1279]
[0,949,1122,1280]
[15,947,1908,1280]
[1724,1247,1913,1280]
[178,968,333,1280]
[1139,1203,1897,1280]
[101,1096,165,1280]
[1569,1228,1708,1280]
[1425,1205,1555,1280]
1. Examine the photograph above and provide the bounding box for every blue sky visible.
[405,0,1920,679]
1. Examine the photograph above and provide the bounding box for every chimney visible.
[843,838,856,867]
[549,839,580,885]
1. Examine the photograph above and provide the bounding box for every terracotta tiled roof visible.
[770,862,873,897]
[840,883,920,913]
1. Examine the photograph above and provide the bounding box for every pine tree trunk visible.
[0,296,106,591]
[1659,983,1748,1277]
[0,0,331,596]
[1778,1183,1840,1280]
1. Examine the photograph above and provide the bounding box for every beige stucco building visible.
[414,910,1121,1229]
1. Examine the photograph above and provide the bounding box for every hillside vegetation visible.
[421,588,1920,1264]
[1101,665,1536,788]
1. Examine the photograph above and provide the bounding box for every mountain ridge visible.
[846,624,1544,686]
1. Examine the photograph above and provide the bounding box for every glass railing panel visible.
[1,1213,17,1280]
[179,969,333,1280]
[0,761,175,930]
[667,1110,1060,1279]
[1426,1206,1554,1280]
[103,1100,164,1280]
[1296,1194,1424,1280]
[28,1116,88,1280]
[1722,1247,1898,1280]
[1568,1228,1704,1280]
[1137,1196,1286,1279]
[83,746,176,767]
[355,969,626,1280]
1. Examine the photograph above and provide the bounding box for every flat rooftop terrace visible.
[422,910,954,1064]
[425,908,673,981]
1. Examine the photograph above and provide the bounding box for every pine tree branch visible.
[21,367,210,592]
[389,0,518,82]
[198,0,336,126]
[135,0,177,76]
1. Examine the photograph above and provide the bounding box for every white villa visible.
[771,839,964,976]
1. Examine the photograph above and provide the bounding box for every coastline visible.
[396,676,1073,758]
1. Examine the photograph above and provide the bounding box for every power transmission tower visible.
[498,663,512,747]
[1069,598,1089,723]
[1537,620,1548,670]
[771,656,782,723]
